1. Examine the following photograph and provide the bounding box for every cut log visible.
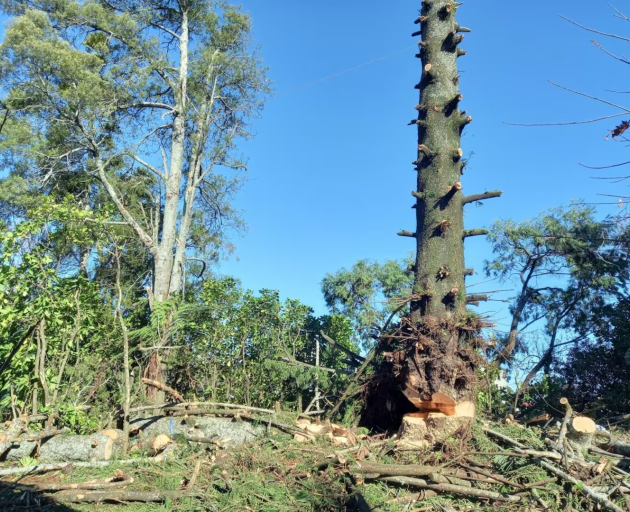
[0,416,29,459]
[0,427,68,462]
[566,416,596,455]
[398,401,475,448]
[129,416,262,448]
[594,430,630,457]
[101,428,125,455]
[38,433,114,463]
[149,434,172,456]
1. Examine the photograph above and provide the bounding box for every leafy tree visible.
[0,198,117,425]
[485,203,628,406]
[558,296,630,417]
[0,0,270,399]
[141,277,359,411]
[321,258,413,350]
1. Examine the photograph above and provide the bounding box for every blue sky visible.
[1,1,628,331]
[214,0,630,328]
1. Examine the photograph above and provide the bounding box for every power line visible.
[276,45,415,98]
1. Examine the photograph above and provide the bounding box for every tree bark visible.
[405,1,480,404]
[37,433,114,463]
[153,9,189,303]
[361,1,490,437]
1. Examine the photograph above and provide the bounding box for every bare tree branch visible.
[560,15,630,42]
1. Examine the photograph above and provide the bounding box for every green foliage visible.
[485,203,628,382]
[0,197,116,421]
[321,257,414,349]
[137,276,360,411]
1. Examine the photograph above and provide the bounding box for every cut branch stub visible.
[418,144,436,158]
[423,63,435,80]
[455,23,471,33]
[457,48,467,57]
[412,191,424,199]
[459,115,473,128]
[462,190,503,205]
[441,2,453,16]
[464,268,474,276]
[451,34,465,47]
[449,181,463,193]
[453,148,464,161]
[412,30,422,38]
[449,93,463,108]
[437,266,451,279]
[463,229,489,239]
[466,294,488,304]
[439,220,452,233]
[398,230,417,238]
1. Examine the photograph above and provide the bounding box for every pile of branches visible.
[318,399,630,512]
[2,389,630,510]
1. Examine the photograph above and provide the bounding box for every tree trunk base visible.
[566,417,596,456]
[398,402,475,448]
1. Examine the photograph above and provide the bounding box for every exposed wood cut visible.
[572,416,596,434]
[398,393,475,448]
[403,388,457,416]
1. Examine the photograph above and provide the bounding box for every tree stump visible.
[398,401,475,448]
[566,416,596,455]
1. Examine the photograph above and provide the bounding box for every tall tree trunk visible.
[153,10,189,302]
[148,11,189,405]
[362,2,499,432]
[403,0,480,404]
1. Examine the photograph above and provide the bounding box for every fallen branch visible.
[374,475,521,502]
[607,413,630,426]
[320,330,365,365]
[460,461,524,489]
[185,460,202,490]
[482,428,563,460]
[51,490,201,504]
[0,457,160,477]
[128,401,275,416]
[327,345,378,419]
[6,474,132,492]
[183,433,219,444]
[539,460,624,512]
[23,428,69,442]
[141,378,184,402]
[346,461,440,477]
[594,431,630,457]
[240,414,300,435]
[170,409,247,418]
